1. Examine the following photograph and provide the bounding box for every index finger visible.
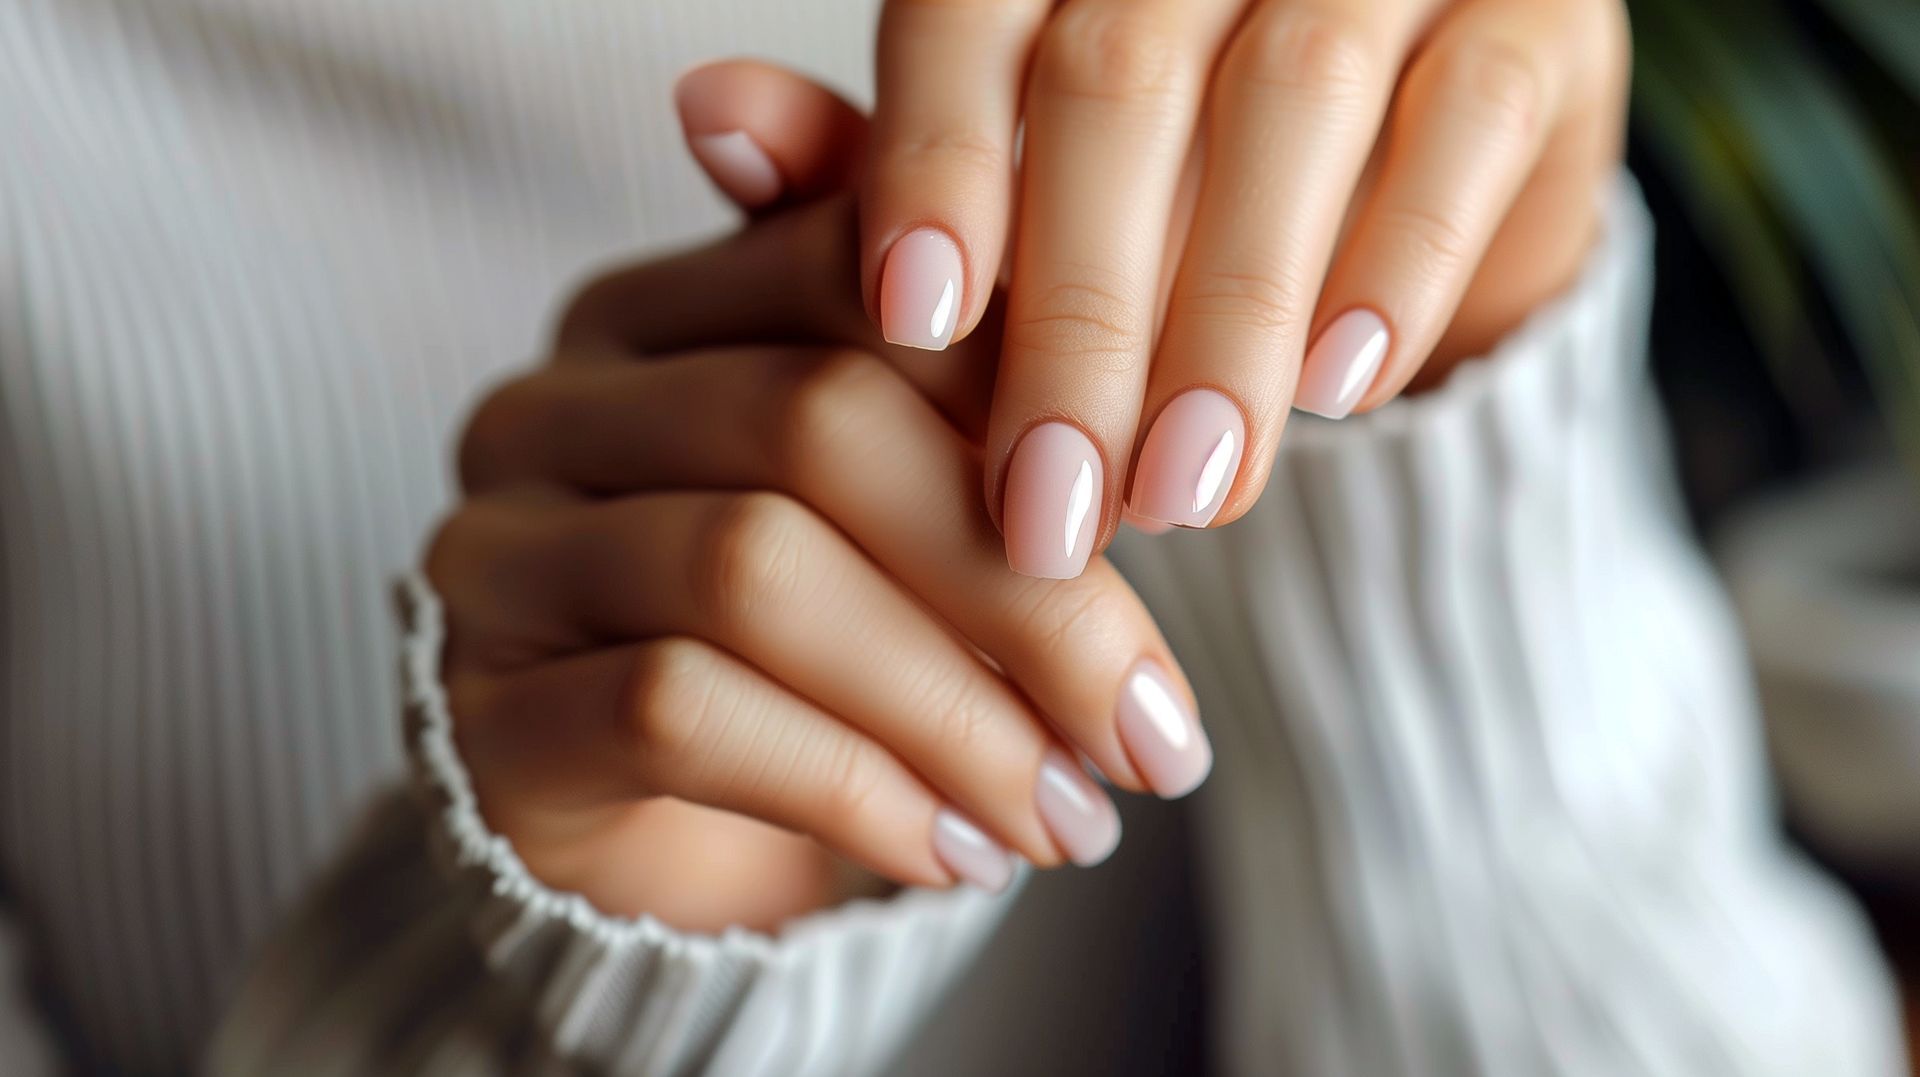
[863,0,1051,351]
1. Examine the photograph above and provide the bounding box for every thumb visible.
[675,60,868,213]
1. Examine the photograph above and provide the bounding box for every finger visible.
[451,638,1014,892]
[555,195,1000,438]
[675,59,868,212]
[1129,1,1432,529]
[863,0,1051,350]
[457,349,1212,800]
[1298,0,1577,419]
[986,0,1247,579]
[456,489,1113,869]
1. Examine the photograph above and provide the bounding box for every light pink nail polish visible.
[1003,423,1102,579]
[1130,389,1245,528]
[1116,659,1211,799]
[932,808,1016,893]
[880,228,964,351]
[1034,749,1121,867]
[689,130,783,209]
[1296,309,1391,420]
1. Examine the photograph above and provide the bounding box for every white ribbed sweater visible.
[0,2,1907,1074]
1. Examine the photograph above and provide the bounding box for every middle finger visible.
[987,0,1247,579]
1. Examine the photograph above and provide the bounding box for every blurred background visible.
[1625,0,1920,1061]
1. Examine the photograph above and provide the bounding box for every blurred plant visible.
[1631,0,1920,480]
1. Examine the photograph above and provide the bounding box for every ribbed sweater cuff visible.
[1112,174,1905,1077]
[397,574,1015,1076]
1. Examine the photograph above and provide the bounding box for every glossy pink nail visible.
[1130,389,1245,528]
[1296,309,1390,420]
[1034,750,1121,866]
[1003,423,1102,579]
[880,228,963,351]
[1116,659,1211,798]
[688,130,782,209]
[932,808,1016,893]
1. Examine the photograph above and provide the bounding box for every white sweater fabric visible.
[0,2,1908,1074]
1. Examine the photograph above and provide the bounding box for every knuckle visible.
[1375,203,1480,279]
[770,349,896,474]
[421,502,514,608]
[421,509,476,593]
[816,739,887,832]
[553,268,623,347]
[456,374,545,492]
[1038,5,1190,106]
[1176,261,1311,337]
[1013,579,1126,674]
[913,669,1001,757]
[880,127,1007,177]
[1233,8,1380,98]
[1005,278,1149,376]
[1427,37,1544,140]
[692,492,816,637]
[623,637,726,769]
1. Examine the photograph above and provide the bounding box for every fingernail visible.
[1116,659,1211,798]
[1123,510,1173,536]
[1296,309,1390,420]
[1034,749,1121,867]
[688,131,783,209]
[1003,423,1102,579]
[932,808,1017,893]
[880,228,963,351]
[1129,389,1245,528]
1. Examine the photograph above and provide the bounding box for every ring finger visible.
[1128,0,1434,529]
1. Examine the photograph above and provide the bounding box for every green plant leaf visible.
[1632,57,1827,401]
[1634,0,1920,478]
[1816,0,1920,106]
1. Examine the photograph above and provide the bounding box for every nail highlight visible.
[688,130,783,209]
[1003,423,1102,579]
[1116,659,1211,798]
[932,808,1017,893]
[1034,750,1121,866]
[1296,309,1390,420]
[880,228,963,351]
[1130,389,1246,528]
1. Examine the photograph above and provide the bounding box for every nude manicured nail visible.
[1123,510,1173,536]
[1034,750,1121,867]
[688,130,782,208]
[1003,423,1101,579]
[1116,659,1211,799]
[1130,389,1245,528]
[1296,309,1390,420]
[932,808,1016,893]
[880,228,963,350]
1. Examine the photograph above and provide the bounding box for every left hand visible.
[859,0,1629,576]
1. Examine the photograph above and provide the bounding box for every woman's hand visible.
[425,190,1210,931]
[862,0,1629,575]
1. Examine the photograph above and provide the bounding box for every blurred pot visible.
[1720,459,1920,882]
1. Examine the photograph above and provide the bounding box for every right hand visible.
[425,69,1212,929]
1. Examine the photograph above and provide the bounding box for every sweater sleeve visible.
[204,576,1019,1077]
[1110,174,1910,1077]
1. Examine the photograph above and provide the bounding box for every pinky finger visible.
[1298,0,1569,419]
[676,60,869,212]
[453,638,1018,894]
